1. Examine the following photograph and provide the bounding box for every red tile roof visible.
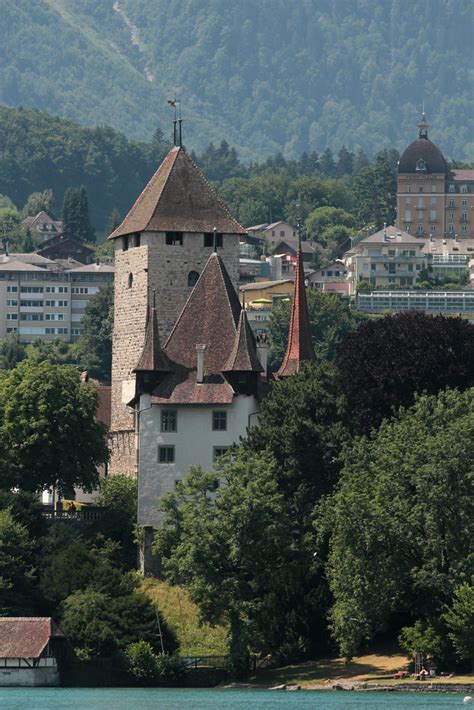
[134,293,172,374]
[148,252,263,404]
[109,147,246,239]
[165,253,241,373]
[0,618,63,659]
[276,244,315,378]
[450,170,474,182]
[223,310,263,373]
[152,369,234,405]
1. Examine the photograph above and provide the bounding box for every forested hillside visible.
[0,0,472,161]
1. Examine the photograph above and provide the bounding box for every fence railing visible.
[42,507,105,522]
[180,656,229,669]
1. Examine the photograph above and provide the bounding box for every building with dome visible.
[396,114,474,239]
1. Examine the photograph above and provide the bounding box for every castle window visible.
[187,271,199,288]
[448,184,455,193]
[431,225,436,233]
[448,224,454,233]
[431,184,436,193]
[204,232,223,248]
[461,185,468,193]
[406,185,411,193]
[462,224,467,233]
[418,185,424,193]
[448,199,455,208]
[128,273,133,289]
[417,225,424,234]
[158,446,175,463]
[213,446,228,462]
[212,411,227,431]
[166,232,183,246]
[161,410,177,432]
[123,235,129,251]
[462,199,467,206]
[134,232,141,247]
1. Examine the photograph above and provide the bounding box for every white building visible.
[0,255,114,342]
[130,252,267,573]
[0,618,63,687]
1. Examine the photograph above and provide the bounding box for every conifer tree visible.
[62,186,95,242]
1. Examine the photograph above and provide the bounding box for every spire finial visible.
[213,227,218,253]
[167,98,182,146]
[242,290,246,309]
[418,108,429,139]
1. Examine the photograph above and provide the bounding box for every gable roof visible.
[273,238,318,254]
[277,244,315,378]
[223,310,263,373]
[359,226,423,244]
[240,279,293,292]
[0,260,45,272]
[164,252,242,373]
[450,170,474,182]
[109,147,246,239]
[0,618,63,658]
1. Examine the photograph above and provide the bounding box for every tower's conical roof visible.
[134,292,172,374]
[276,244,315,378]
[164,252,242,373]
[223,309,263,373]
[109,147,245,238]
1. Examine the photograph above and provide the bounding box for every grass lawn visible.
[250,651,474,688]
[142,578,228,656]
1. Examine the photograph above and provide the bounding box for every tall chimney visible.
[196,344,206,383]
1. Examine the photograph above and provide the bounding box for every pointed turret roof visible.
[134,292,172,374]
[276,243,315,378]
[109,147,246,239]
[223,309,263,373]
[164,252,242,373]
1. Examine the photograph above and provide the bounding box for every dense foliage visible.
[334,312,474,432]
[1,1,472,161]
[0,360,109,495]
[320,388,474,660]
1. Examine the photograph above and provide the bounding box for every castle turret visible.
[276,240,315,378]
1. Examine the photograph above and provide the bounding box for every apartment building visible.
[396,115,474,239]
[0,255,114,342]
[343,226,426,296]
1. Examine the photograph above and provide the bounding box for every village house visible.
[246,220,297,247]
[306,260,349,295]
[0,618,64,687]
[37,232,95,264]
[22,211,63,238]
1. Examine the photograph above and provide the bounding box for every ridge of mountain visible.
[0,0,473,161]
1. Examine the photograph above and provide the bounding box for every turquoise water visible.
[0,688,466,710]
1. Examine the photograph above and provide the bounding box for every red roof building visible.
[0,617,64,686]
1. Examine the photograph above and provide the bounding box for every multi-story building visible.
[396,115,474,239]
[107,145,245,475]
[357,290,474,317]
[0,254,114,342]
[343,226,426,295]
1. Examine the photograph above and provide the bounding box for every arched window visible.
[128,273,133,288]
[188,271,199,287]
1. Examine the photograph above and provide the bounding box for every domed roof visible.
[398,138,447,174]
[398,114,447,175]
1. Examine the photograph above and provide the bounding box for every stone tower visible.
[108,146,246,474]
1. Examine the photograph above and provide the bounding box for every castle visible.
[107,138,314,571]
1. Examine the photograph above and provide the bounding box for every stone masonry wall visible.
[109,231,240,475]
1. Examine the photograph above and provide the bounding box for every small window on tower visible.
[166,232,183,246]
[204,233,223,248]
[187,271,199,287]
[158,446,175,463]
[123,235,129,251]
[212,411,227,431]
[128,273,133,289]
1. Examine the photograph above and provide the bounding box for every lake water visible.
[0,688,466,710]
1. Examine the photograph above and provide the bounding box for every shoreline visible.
[223,681,474,694]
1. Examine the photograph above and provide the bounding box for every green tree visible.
[0,334,26,371]
[443,584,474,670]
[76,284,114,382]
[352,150,398,229]
[155,452,297,676]
[321,388,474,659]
[335,311,474,432]
[0,207,25,252]
[268,288,364,372]
[21,189,55,218]
[25,338,79,367]
[106,208,121,236]
[0,508,36,615]
[0,361,109,494]
[398,621,442,664]
[62,185,95,243]
[305,206,356,240]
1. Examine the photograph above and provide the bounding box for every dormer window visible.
[204,232,223,248]
[448,184,455,193]
[461,185,468,193]
[166,232,183,246]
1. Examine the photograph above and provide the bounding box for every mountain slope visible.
[0,0,473,160]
